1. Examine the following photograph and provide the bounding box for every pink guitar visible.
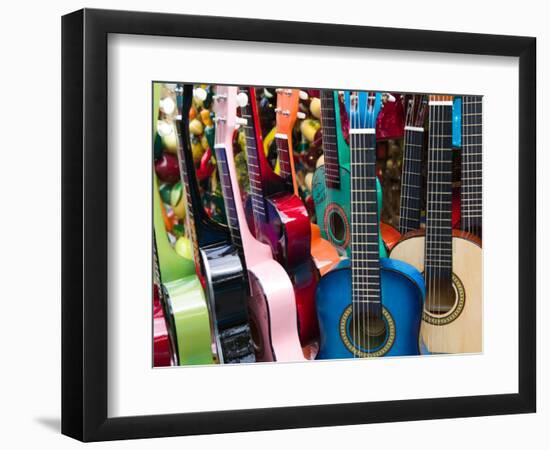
[212,86,306,362]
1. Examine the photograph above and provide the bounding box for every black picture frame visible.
[62,8,536,442]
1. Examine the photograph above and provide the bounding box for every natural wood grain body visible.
[390,232,482,354]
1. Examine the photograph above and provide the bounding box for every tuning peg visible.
[193,87,208,101]
[157,120,173,137]
[299,90,309,100]
[159,97,176,115]
[236,92,249,107]
[297,112,306,120]
[236,117,248,126]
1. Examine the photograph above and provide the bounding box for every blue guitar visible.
[316,91,425,359]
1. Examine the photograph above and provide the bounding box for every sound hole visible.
[349,311,387,351]
[425,280,456,315]
[329,210,346,243]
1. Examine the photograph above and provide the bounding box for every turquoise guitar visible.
[316,91,425,359]
[312,90,387,257]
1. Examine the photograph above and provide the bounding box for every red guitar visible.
[241,87,320,347]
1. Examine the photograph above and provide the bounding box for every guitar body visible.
[312,165,390,257]
[316,258,424,359]
[389,230,482,354]
[244,193,320,345]
[381,222,401,252]
[247,260,306,362]
[163,275,214,365]
[200,243,255,363]
[312,164,351,254]
[153,285,174,367]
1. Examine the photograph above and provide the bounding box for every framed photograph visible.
[61,8,536,442]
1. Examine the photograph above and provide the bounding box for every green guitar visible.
[312,90,387,258]
[153,170,213,365]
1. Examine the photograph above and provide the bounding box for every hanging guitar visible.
[458,95,482,239]
[212,85,306,362]
[315,91,425,359]
[152,174,213,365]
[274,88,341,275]
[390,95,482,354]
[398,94,429,235]
[174,84,255,364]
[241,87,320,347]
[344,91,390,257]
[312,89,353,255]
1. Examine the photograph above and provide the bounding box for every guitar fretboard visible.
[399,127,424,234]
[320,90,341,189]
[350,129,381,316]
[215,146,243,250]
[425,100,453,281]
[461,95,482,237]
[276,135,292,183]
[240,89,267,224]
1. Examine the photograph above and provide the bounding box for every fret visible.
[215,146,243,250]
[349,103,382,308]
[240,88,267,222]
[320,90,342,189]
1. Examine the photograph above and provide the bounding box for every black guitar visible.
[174,84,255,364]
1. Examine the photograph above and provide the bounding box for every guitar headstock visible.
[405,94,429,128]
[275,88,307,135]
[344,91,381,130]
[212,85,249,147]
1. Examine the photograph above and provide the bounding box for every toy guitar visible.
[174,84,255,364]
[241,87,320,346]
[398,94,429,234]
[212,85,306,362]
[152,175,213,365]
[275,88,341,275]
[316,91,425,359]
[344,91,389,257]
[152,235,176,367]
[390,95,482,354]
[459,95,482,239]
[312,90,353,255]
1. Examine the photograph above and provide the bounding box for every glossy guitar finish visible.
[390,96,482,354]
[312,90,352,255]
[316,258,425,358]
[175,85,255,364]
[213,86,305,362]
[153,175,213,365]
[275,88,341,276]
[316,91,424,360]
[243,87,319,346]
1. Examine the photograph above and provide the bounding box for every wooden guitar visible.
[390,95,482,354]
[316,91,425,359]
[212,86,305,362]
[241,87,320,346]
[275,88,341,275]
[174,84,255,364]
[459,95,482,239]
[152,174,213,365]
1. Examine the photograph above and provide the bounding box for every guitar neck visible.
[215,146,244,253]
[175,85,226,250]
[399,127,424,233]
[275,132,298,195]
[320,90,341,189]
[350,128,381,316]
[460,95,482,236]
[240,88,267,224]
[425,97,454,280]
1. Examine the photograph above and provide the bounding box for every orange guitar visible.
[274,88,340,275]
